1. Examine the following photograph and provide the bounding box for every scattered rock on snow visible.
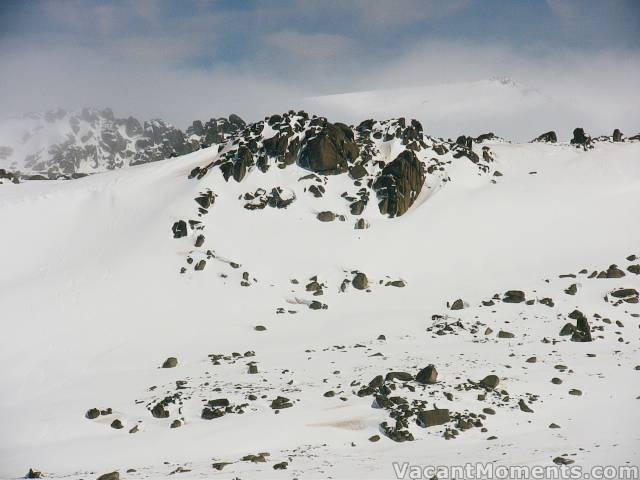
[162,357,178,368]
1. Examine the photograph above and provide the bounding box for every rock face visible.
[373,150,425,217]
[298,121,359,175]
[416,408,450,427]
[613,129,622,142]
[532,131,557,143]
[570,127,592,149]
[352,272,369,290]
[416,365,438,384]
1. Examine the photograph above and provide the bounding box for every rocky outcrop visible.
[298,120,359,175]
[532,131,557,143]
[613,129,622,142]
[0,108,245,180]
[373,150,425,217]
[570,127,592,149]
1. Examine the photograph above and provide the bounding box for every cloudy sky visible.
[0,0,638,135]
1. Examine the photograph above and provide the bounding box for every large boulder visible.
[532,131,557,143]
[416,365,438,384]
[373,150,425,217]
[298,122,359,175]
[416,408,450,427]
[570,128,592,149]
[613,129,622,142]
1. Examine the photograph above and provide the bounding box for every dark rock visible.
[374,150,425,217]
[352,272,369,290]
[194,234,205,247]
[270,396,293,409]
[416,365,438,384]
[475,132,497,143]
[416,408,450,427]
[559,323,576,336]
[170,419,182,428]
[380,420,414,442]
[502,290,525,303]
[162,357,178,368]
[273,462,288,470]
[26,468,43,478]
[480,375,500,389]
[354,218,369,229]
[349,164,368,179]
[498,330,515,338]
[539,297,555,307]
[385,372,414,382]
[349,199,366,215]
[570,127,592,149]
[450,299,464,310]
[151,403,170,418]
[96,472,120,480]
[604,264,625,278]
[86,408,100,419]
[202,407,225,419]
[613,129,622,142]
[110,419,123,429]
[309,300,327,310]
[369,375,384,389]
[518,399,534,413]
[317,211,336,222]
[298,122,358,174]
[172,220,187,238]
[532,131,557,143]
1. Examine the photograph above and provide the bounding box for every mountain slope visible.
[301,78,637,142]
[0,115,639,479]
[0,108,244,179]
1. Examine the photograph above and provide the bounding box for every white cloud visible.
[264,31,354,58]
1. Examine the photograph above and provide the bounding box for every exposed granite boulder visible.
[373,150,425,217]
[570,127,592,149]
[416,408,450,427]
[298,121,359,175]
[532,131,557,143]
[613,129,623,142]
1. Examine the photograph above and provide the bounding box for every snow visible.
[301,79,638,143]
[0,137,639,479]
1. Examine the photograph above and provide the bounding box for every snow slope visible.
[0,121,639,479]
[301,78,637,143]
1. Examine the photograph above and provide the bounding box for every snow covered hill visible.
[301,78,639,143]
[0,112,639,480]
[0,108,244,180]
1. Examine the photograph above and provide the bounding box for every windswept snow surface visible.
[302,78,637,143]
[1,138,639,479]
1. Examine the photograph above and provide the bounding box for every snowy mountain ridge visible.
[0,108,245,180]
